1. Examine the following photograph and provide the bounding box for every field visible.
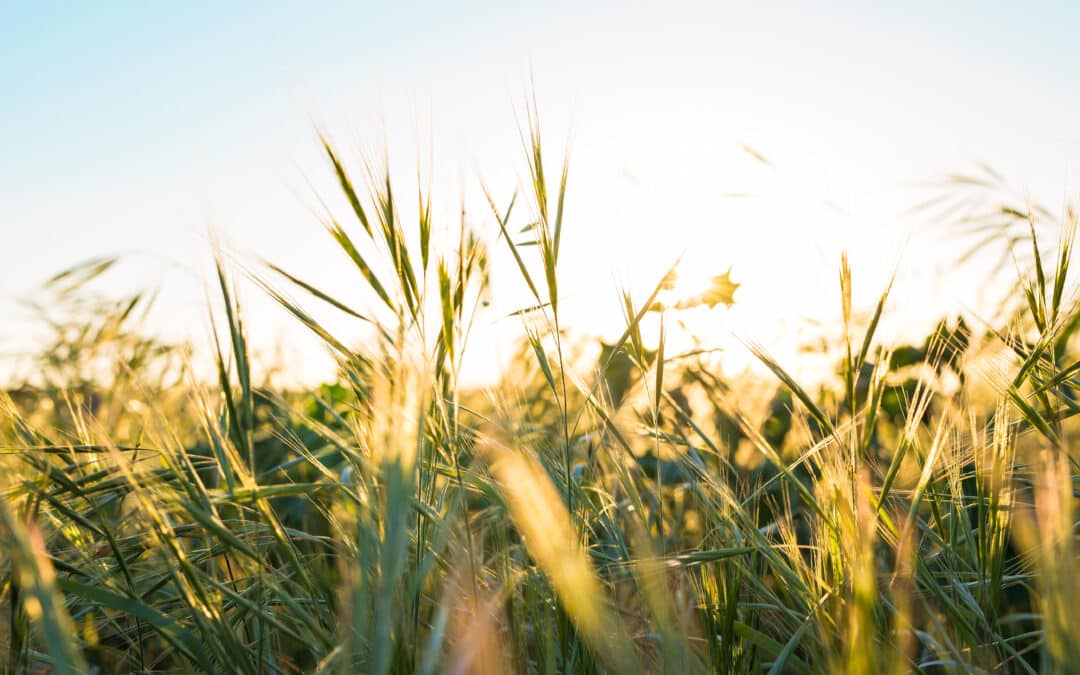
[2,125,1079,674]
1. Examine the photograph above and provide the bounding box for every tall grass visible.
[2,115,1078,674]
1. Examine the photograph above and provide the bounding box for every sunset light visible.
[4,4,1080,673]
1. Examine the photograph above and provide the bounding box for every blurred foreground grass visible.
[2,117,1079,674]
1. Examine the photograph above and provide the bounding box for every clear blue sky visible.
[4,2,1080,382]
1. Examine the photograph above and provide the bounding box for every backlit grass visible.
[2,115,1079,674]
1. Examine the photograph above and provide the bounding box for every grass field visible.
[2,121,1079,674]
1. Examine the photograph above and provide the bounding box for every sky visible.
[3,1,1080,385]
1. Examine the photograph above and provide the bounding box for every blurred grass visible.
[1,114,1079,674]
